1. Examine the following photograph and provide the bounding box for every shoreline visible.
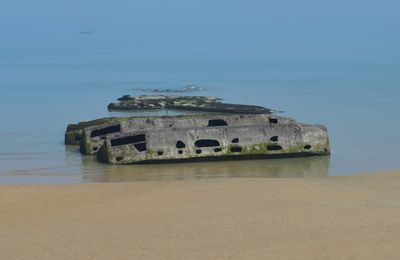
[1,170,400,259]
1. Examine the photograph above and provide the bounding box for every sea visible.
[0,51,399,183]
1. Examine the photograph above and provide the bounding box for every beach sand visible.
[1,171,400,259]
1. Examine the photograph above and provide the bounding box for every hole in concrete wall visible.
[134,143,147,152]
[267,145,283,151]
[93,147,98,151]
[230,147,242,153]
[157,151,163,156]
[269,118,278,124]
[270,136,278,142]
[111,134,146,147]
[304,145,312,150]
[196,149,202,154]
[324,148,328,152]
[178,150,183,154]
[91,125,121,138]
[176,140,186,149]
[231,138,239,143]
[214,148,222,152]
[116,156,124,162]
[195,139,220,148]
[208,119,228,127]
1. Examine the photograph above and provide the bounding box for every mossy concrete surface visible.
[108,95,271,114]
[79,114,289,155]
[97,116,330,165]
[66,114,227,145]
[65,95,330,165]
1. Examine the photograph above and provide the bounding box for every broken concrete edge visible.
[65,117,119,145]
[65,113,229,145]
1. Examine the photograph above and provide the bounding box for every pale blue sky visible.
[0,0,399,59]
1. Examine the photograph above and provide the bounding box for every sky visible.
[0,0,399,59]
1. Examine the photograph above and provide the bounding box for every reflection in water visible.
[0,138,330,184]
[79,152,330,182]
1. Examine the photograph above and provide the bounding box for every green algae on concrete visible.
[79,114,286,155]
[65,117,121,145]
[65,95,330,166]
[97,119,330,165]
[108,95,271,114]
[65,113,231,145]
[65,95,272,145]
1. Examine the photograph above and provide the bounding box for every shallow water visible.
[0,55,399,183]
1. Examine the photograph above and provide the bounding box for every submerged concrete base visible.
[132,152,327,165]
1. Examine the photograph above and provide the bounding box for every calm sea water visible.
[0,54,399,183]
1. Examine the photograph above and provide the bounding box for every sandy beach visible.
[1,171,400,259]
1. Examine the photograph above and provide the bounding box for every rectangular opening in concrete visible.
[195,139,221,147]
[208,119,228,127]
[269,118,278,124]
[134,143,147,152]
[91,125,121,138]
[111,134,146,147]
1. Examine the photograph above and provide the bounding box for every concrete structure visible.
[80,114,283,155]
[108,95,271,114]
[65,117,124,145]
[97,115,330,165]
[65,95,271,145]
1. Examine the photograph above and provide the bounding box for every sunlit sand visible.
[1,171,400,259]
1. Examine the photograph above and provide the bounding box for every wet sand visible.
[1,171,400,259]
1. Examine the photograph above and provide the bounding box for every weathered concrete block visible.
[65,115,162,145]
[65,117,122,145]
[97,116,330,165]
[80,114,288,155]
[65,95,273,145]
[108,95,271,114]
